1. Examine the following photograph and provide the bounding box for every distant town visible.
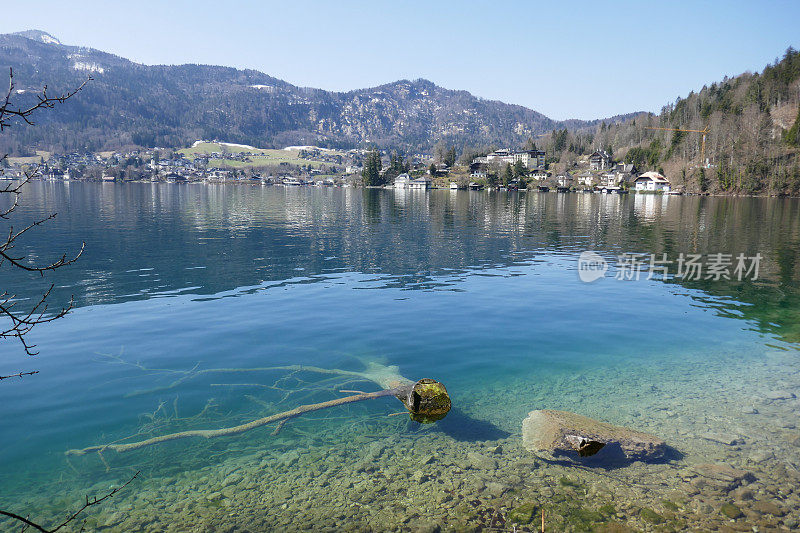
[1,141,677,194]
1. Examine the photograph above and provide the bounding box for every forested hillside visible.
[541,48,800,194]
[0,31,628,156]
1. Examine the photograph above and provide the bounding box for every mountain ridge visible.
[0,31,639,154]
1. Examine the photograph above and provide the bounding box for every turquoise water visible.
[1,183,800,531]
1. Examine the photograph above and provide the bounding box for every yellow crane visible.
[646,126,710,167]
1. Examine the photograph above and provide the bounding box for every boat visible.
[468,182,484,190]
[450,182,459,190]
[282,178,302,186]
[537,185,550,192]
[101,174,115,182]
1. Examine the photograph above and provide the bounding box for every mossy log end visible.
[66,372,450,456]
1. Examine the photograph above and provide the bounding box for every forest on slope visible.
[0,31,627,156]
[539,48,800,194]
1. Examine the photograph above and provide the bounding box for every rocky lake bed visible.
[5,342,799,532]
[2,187,800,532]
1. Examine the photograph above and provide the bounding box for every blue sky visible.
[3,0,799,120]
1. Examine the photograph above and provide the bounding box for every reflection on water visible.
[1,183,800,531]
[6,183,800,340]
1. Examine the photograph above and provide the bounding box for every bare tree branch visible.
[1,70,88,359]
[0,471,139,532]
[0,370,39,380]
[0,67,91,132]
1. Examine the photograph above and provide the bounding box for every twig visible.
[0,370,39,380]
[271,419,287,436]
[0,67,91,131]
[0,471,138,532]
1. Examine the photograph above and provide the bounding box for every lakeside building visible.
[589,150,612,170]
[394,173,411,188]
[394,174,431,190]
[600,163,637,188]
[556,174,573,188]
[634,171,671,192]
[409,176,432,189]
[576,170,595,187]
[529,171,549,181]
[474,148,546,170]
[469,163,487,178]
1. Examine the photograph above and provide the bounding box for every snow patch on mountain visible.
[12,30,62,45]
[72,62,105,74]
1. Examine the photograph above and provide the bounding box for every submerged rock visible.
[765,390,796,400]
[690,463,755,492]
[701,432,742,445]
[278,451,299,467]
[720,503,743,519]
[521,409,667,462]
[466,451,497,470]
[507,502,537,525]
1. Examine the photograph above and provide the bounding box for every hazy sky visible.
[3,1,799,120]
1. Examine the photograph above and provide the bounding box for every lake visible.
[1,182,799,531]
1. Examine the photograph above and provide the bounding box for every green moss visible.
[565,507,605,530]
[720,503,743,519]
[455,504,478,521]
[559,476,580,487]
[507,502,538,525]
[598,504,617,517]
[661,499,679,511]
[596,522,634,533]
[639,507,665,524]
[202,499,223,509]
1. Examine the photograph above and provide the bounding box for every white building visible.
[634,171,671,192]
[394,173,412,189]
[408,176,431,190]
[576,171,595,187]
[477,148,546,170]
[589,150,611,170]
[529,171,549,181]
[556,174,573,188]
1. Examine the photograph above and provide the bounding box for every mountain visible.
[11,30,62,45]
[0,30,635,155]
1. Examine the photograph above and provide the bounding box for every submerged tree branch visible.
[67,390,398,455]
[67,364,451,456]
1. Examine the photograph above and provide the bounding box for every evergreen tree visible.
[513,160,526,178]
[361,150,382,186]
[384,151,405,181]
[785,105,800,147]
[444,146,457,167]
[503,164,513,186]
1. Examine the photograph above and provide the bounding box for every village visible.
[1,142,676,194]
[389,148,674,193]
